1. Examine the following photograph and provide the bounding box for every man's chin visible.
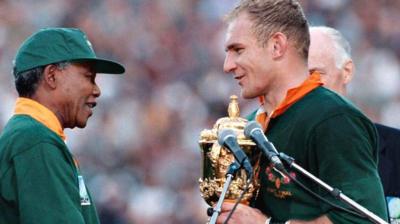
[76,113,92,128]
[241,91,258,99]
[75,119,89,129]
[76,123,87,128]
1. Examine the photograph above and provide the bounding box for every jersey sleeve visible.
[309,113,388,223]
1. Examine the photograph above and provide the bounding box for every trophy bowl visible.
[199,95,260,206]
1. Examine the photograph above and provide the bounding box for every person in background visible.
[216,0,388,223]
[0,28,124,224]
[309,25,400,221]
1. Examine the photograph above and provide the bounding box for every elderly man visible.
[216,0,388,223]
[309,25,400,220]
[0,28,124,224]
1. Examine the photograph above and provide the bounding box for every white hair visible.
[310,26,352,68]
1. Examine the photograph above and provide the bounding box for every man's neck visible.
[262,66,309,115]
[32,90,65,130]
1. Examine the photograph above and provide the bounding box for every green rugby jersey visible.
[0,115,99,224]
[249,87,388,223]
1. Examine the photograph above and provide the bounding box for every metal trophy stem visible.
[279,153,388,224]
[209,162,240,224]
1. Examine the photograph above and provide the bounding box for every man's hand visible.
[215,202,268,224]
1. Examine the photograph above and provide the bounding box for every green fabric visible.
[250,87,388,223]
[14,27,125,76]
[0,115,99,224]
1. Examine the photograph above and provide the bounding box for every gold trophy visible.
[199,95,260,206]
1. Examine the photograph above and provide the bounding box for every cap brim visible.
[74,58,125,74]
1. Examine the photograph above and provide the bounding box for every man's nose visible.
[93,83,101,97]
[223,53,237,73]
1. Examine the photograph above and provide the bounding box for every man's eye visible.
[311,69,325,75]
[236,48,244,54]
[85,75,95,82]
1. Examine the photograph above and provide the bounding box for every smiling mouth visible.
[234,73,245,80]
[86,102,97,109]
[234,75,245,85]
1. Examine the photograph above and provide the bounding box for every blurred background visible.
[1,0,400,223]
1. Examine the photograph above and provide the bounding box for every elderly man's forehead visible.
[310,30,335,50]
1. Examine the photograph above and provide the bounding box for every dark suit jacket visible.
[376,123,400,197]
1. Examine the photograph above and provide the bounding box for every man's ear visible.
[269,32,288,59]
[342,59,354,84]
[42,64,58,89]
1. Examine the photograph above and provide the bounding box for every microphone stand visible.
[278,153,388,224]
[209,162,240,224]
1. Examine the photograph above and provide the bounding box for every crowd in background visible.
[1,0,400,223]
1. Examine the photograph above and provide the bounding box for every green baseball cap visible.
[13,27,125,77]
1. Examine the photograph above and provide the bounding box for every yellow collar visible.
[14,97,66,140]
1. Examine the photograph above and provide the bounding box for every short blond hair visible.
[225,0,310,60]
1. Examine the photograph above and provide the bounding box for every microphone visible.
[244,121,285,171]
[218,129,253,177]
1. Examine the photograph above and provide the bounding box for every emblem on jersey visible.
[265,164,296,199]
[266,165,296,189]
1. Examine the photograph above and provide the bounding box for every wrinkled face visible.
[308,30,346,94]
[56,62,100,128]
[224,13,274,99]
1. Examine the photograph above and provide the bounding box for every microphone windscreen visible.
[244,121,262,138]
[218,129,236,146]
